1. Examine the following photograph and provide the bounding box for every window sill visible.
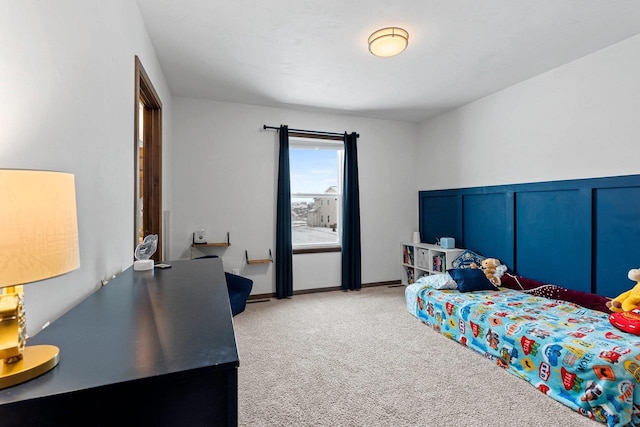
[293,246,341,255]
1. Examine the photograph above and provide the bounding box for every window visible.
[290,138,343,249]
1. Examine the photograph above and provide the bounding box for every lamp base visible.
[0,344,60,389]
[134,260,154,271]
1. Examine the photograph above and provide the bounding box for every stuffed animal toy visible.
[607,268,640,312]
[471,258,507,286]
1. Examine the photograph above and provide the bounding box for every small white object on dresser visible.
[401,243,464,285]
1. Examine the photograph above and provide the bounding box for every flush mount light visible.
[368,27,409,57]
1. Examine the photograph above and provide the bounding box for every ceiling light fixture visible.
[368,27,409,57]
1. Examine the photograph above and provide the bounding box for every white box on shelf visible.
[416,248,429,269]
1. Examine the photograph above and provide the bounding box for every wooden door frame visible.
[134,56,163,261]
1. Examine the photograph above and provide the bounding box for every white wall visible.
[417,34,640,190]
[9,1,634,336]
[171,98,418,295]
[1,1,172,337]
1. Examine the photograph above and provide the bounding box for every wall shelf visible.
[245,249,273,264]
[191,231,230,248]
[190,232,230,259]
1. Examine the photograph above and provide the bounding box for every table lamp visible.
[0,169,80,389]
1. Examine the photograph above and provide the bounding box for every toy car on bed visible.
[406,268,639,427]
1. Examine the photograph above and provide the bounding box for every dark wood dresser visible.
[0,258,238,426]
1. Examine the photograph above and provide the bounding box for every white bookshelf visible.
[401,243,464,285]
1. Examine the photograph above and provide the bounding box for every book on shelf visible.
[406,268,415,284]
[403,246,414,265]
[432,254,445,272]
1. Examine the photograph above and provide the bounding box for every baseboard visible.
[247,279,402,301]
[363,280,402,288]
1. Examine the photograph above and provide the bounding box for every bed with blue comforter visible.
[406,282,640,426]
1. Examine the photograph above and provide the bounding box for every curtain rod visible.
[263,125,359,139]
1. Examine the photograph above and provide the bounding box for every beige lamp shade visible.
[368,27,409,57]
[0,169,80,287]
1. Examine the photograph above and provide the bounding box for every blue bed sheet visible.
[406,283,640,426]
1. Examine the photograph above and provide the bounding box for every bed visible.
[406,273,640,427]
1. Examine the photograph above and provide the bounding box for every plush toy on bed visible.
[471,258,507,286]
[608,269,640,335]
[607,269,640,313]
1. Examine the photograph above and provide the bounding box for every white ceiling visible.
[135,0,640,123]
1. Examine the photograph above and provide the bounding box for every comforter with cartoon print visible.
[406,283,640,427]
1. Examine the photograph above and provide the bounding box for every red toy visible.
[609,309,640,335]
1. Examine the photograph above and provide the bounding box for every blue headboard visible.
[418,174,640,297]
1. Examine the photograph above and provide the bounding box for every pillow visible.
[449,268,498,292]
[416,273,457,290]
[501,273,611,313]
[451,249,486,269]
[500,273,546,291]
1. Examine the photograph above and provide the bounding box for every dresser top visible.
[0,258,238,403]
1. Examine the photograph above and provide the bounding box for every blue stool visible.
[225,272,253,316]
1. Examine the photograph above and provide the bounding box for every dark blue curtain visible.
[341,132,361,291]
[275,125,293,298]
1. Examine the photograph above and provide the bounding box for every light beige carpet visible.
[233,285,600,427]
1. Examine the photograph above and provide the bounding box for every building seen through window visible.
[289,139,343,248]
